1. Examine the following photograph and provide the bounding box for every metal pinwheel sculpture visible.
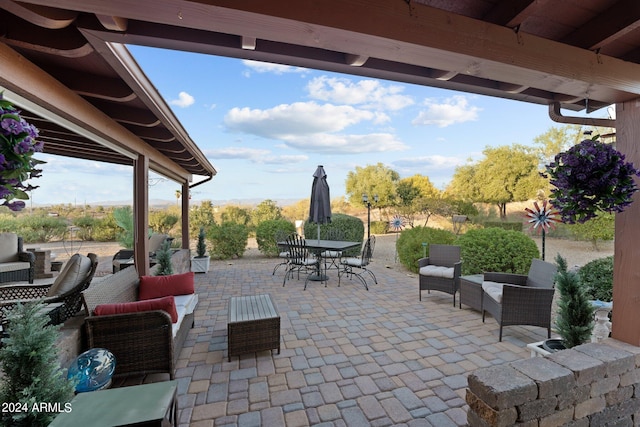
[524,200,560,260]
[389,215,406,263]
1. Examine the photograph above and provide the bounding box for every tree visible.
[190,200,216,236]
[533,125,582,165]
[175,189,181,206]
[448,145,546,219]
[251,199,282,229]
[345,163,400,210]
[220,205,251,226]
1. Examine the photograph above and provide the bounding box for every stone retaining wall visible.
[466,339,640,426]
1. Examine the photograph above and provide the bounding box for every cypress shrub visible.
[555,254,595,348]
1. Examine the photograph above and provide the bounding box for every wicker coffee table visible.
[228,294,280,361]
[459,274,484,311]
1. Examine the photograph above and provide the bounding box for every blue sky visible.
[30,46,609,207]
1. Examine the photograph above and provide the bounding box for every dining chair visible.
[338,236,376,290]
[282,234,320,289]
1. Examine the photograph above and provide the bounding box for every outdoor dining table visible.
[278,239,361,282]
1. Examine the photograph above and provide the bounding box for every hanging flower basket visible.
[542,138,640,224]
[0,93,45,211]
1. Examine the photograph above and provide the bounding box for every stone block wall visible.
[466,339,640,426]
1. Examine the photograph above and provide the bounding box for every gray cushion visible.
[482,281,506,303]
[46,254,92,297]
[419,265,454,278]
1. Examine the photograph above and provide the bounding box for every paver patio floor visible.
[172,256,549,426]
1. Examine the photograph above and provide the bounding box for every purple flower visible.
[542,138,640,223]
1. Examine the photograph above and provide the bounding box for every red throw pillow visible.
[94,295,178,323]
[138,271,195,300]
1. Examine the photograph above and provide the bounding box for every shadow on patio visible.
[174,252,549,427]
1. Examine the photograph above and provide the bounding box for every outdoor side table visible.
[459,274,484,311]
[48,380,177,427]
[228,294,280,361]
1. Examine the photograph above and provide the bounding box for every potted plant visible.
[544,254,595,351]
[191,226,210,273]
[154,240,174,276]
[542,136,640,224]
[0,301,76,426]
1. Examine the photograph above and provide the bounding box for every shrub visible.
[303,213,364,256]
[17,214,68,243]
[484,221,523,231]
[92,214,119,242]
[208,222,249,259]
[555,255,595,348]
[567,212,614,250]
[578,256,613,301]
[256,219,296,257]
[73,215,97,241]
[396,226,457,273]
[149,210,179,235]
[113,206,134,248]
[457,227,539,275]
[370,220,388,235]
[195,226,207,257]
[154,240,174,276]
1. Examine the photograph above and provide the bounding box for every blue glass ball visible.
[67,348,116,393]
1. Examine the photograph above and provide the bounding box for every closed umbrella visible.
[309,165,331,243]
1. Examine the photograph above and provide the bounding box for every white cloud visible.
[224,102,378,138]
[412,95,481,127]
[205,147,270,159]
[169,91,195,108]
[242,60,309,75]
[307,76,414,111]
[393,155,465,170]
[204,147,308,165]
[282,133,407,154]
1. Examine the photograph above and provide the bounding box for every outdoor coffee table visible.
[49,380,177,426]
[459,274,484,311]
[228,294,280,361]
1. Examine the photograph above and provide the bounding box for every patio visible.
[160,249,547,426]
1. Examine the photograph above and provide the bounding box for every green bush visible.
[92,214,119,242]
[73,215,98,241]
[0,214,18,232]
[304,213,364,257]
[149,211,179,235]
[578,256,613,302]
[484,221,523,231]
[17,215,68,243]
[396,226,457,273]
[370,220,389,235]
[256,219,296,257]
[568,212,614,250]
[208,222,249,259]
[457,227,539,275]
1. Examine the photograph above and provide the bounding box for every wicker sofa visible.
[0,233,35,284]
[81,266,198,379]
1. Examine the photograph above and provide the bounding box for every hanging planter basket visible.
[542,138,640,224]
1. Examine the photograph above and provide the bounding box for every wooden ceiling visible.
[2,0,640,169]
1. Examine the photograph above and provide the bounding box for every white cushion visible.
[47,254,92,297]
[419,265,454,278]
[172,293,198,337]
[278,251,289,258]
[482,281,507,303]
[0,233,19,263]
[341,257,367,267]
[321,250,342,258]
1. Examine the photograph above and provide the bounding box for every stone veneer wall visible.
[466,339,640,426]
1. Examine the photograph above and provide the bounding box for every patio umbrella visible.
[309,165,331,242]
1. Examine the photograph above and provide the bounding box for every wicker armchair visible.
[112,233,169,273]
[418,244,462,306]
[0,233,35,284]
[0,253,98,325]
[481,258,557,341]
